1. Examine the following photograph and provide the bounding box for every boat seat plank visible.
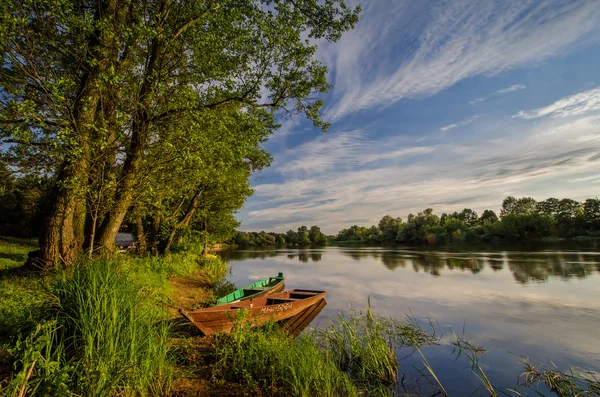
[266,298,301,302]
[288,291,319,296]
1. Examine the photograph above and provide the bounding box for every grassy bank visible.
[0,238,228,396]
[2,239,599,397]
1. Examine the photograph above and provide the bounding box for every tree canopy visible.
[0,0,360,267]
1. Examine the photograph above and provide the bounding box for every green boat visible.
[215,272,285,305]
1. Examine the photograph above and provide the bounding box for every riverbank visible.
[0,238,233,395]
[2,239,599,396]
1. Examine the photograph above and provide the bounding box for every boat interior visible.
[264,290,323,305]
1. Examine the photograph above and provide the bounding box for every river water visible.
[219,241,600,395]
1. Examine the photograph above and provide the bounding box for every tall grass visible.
[209,308,439,397]
[519,361,600,396]
[211,318,357,396]
[3,259,173,397]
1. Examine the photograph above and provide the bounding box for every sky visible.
[238,0,600,234]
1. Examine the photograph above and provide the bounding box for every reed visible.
[210,307,439,397]
[3,259,173,397]
[519,361,600,396]
[211,316,357,396]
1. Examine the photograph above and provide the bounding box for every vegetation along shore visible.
[2,237,600,396]
[232,196,600,247]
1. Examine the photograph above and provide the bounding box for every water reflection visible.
[221,243,600,396]
[330,247,600,283]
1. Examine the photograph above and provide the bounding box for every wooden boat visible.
[215,272,285,305]
[279,298,327,337]
[180,289,326,335]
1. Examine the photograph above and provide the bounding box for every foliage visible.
[232,225,328,246]
[294,196,600,246]
[0,162,50,238]
[0,0,361,266]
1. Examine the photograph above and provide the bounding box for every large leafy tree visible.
[0,0,360,268]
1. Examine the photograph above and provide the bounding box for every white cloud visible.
[469,97,486,105]
[440,123,458,132]
[440,115,478,131]
[243,112,600,233]
[320,0,600,120]
[514,86,600,119]
[470,84,528,104]
[275,130,435,176]
[496,84,527,95]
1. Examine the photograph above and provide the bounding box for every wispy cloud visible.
[496,84,527,95]
[275,130,436,176]
[514,86,600,119]
[320,0,600,120]
[243,110,600,233]
[440,115,479,131]
[470,84,527,104]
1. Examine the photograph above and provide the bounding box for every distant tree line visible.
[335,196,600,244]
[234,196,600,247]
[232,226,328,247]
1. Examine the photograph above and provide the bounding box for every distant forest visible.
[232,196,600,247]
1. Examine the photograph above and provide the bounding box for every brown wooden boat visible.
[279,298,327,337]
[179,289,326,335]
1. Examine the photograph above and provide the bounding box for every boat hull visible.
[180,289,326,335]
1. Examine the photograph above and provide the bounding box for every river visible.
[219,241,600,395]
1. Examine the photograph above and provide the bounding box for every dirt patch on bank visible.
[167,273,213,316]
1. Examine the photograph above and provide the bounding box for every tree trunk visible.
[35,0,126,268]
[163,190,201,253]
[96,11,168,252]
[134,208,147,256]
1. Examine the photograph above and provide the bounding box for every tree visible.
[1,0,360,267]
[297,226,311,245]
[458,208,479,227]
[308,226,327,244]
[500,196,537,218]
[535,198,560,217]
[479,209,499,224]
[582,198,600,231]
[378,215,402,242]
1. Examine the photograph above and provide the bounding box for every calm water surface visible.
[219,242,600,395]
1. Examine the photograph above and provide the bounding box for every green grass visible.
[0,238,228,397]
[0,240,50,340]
[208,307,440,397]
[520,361,600,396]
[2,259,174,397]
[211,318,357,397]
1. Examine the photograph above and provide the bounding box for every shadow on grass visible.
[0,251,28,262]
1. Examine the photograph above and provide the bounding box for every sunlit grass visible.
[0,239,226,397]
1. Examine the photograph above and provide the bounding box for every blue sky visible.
[239,0,600,234]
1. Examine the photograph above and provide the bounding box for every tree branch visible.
[172,3,221,39]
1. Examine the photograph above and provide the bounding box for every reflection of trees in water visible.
[286,252,322,263]
[509,252,599,284]
[445,257,483,274]
[225,250,280,260]
[336,248,599,283]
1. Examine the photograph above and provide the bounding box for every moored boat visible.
[215,272,285,304]
[278,298,327,337]
[180,289,326,335]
